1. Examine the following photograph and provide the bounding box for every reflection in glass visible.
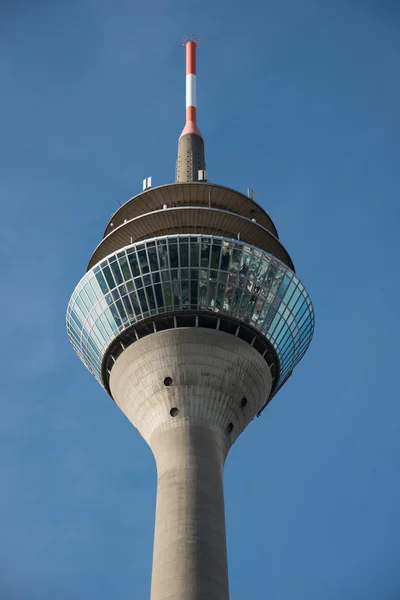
[67,234,314,392]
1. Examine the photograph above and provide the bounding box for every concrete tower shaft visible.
[110,328,272,600]
[176,35,206,182]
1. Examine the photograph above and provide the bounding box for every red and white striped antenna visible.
[180,34,202,138]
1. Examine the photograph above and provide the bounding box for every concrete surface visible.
[110,328,272,600]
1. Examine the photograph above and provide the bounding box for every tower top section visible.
[176,33,205,182]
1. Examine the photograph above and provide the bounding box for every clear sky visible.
[1,1,399,598]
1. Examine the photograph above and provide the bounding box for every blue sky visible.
[1,1,399,598]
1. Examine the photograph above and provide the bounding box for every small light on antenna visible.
[198,169,208,182]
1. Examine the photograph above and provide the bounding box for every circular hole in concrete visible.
[227,422,234,434]
[240,397,248,409]
[164,377,173,387]
[170,407,179,417]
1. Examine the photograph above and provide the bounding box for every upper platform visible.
[87,183,295,272]
[103,183,279,237]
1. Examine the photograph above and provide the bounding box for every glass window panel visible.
[102,265,115,290]
[74,296,88,319]
[275,273,291,303]
[283,280,296,304]
[154,283,164,308]
[238,291,251,318]
[168,242,179,269]
[291,296,306,320]
[288,287,301,310]
[94,319,107,343]
[162,282,173,307]
[223,284,234,312]
[84,282,96,305]
[239,252,251,277]
[232,287,243,315]
[157,241,169,269]
[190,243,199,267]
[138,250,149,274]
[200,240,210,267]
[88,337,101,356]
[190,278,198,306]
[182,281,189,305]
[220,241,231,271]
[262,307,276,332]
[138,289,148,313]
[122,295,134,320]
[94,271,108,295]
[128,252,140,277]
[171,277,180,306]
[248,256,261,281]
[271,268,284,296]
[115,299,128,323]
[99,313,114,337]
[109,303,122,328]
[268,312,282,337]
[199,280,208,306]
[161,270,169,282]
[143,274,152,287]
[129,292,141,316]
[265,263,278,290]
[231,248,241,274]
[208,280,217,308]
[68,327,81,345]
[179,239,189,268]
[152,272,160,284]
[216,283,225,310]
[146,285,156,311]
[245,295,257,320]
[119,255,132,281]
[210,244,221,270]
[148,246,159,271]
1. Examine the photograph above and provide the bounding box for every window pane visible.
[102,265,115,290]
[138,289,148,313]
[146,285,156,311]
[190,242,199,267]
[169,242,179,268]
[210,244,221,270]
[95,271,108,295]
[119,255,132,281]
[179,239,189,268]
[128,252,140,277]
[148,246,159,271]
[162,282,173,307]
[154,283,164,308]
[201,240,210,267]
[157,241,169,269]
[220,242,231,271]
[110,261,123,286]
[182,281,189,305]
[138,250,149,274]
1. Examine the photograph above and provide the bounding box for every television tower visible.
[67,34,314,600]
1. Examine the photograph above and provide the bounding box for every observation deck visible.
[67,182,314,413]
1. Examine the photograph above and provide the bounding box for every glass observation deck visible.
[67,234,314,402]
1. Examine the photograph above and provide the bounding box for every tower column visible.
[109,328,273,600]
[150,421,229,600]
